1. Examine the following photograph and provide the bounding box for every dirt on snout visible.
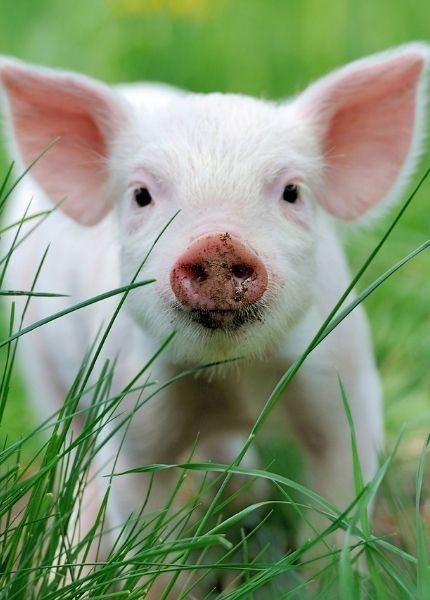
[196,232,257,306]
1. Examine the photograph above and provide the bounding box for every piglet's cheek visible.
[281,200,313,230]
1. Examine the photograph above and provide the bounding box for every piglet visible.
[0,44,428,590]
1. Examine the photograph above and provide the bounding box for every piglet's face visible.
[113,94,319,361]
[0,45,428,362]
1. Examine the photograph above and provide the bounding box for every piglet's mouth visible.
[181,304,264,331]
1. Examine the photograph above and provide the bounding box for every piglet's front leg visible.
[284,356,383,563]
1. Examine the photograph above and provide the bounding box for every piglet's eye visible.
[134,187,152,207]
[282,184,299,203]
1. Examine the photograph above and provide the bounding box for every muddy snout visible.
[170,233,268,311]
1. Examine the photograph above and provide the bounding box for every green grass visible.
[0,2,429,597]
[0,160,429,598]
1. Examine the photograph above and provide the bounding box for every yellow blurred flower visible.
[111,0,226,19]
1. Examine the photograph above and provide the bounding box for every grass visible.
[0,159,429,598]
[0,2,429,596]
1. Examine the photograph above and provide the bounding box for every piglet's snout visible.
[170,233,268,311]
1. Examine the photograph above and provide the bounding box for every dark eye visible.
[282,184,299,203]
[134,187,152,207]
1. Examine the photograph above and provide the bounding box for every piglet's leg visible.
[284,359,383,561]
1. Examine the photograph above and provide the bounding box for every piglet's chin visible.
[163,303,281,365]
[178,303,265,332]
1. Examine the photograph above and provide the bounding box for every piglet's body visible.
[0,44,429,590]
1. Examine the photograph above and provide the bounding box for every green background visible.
[0,0,429,443]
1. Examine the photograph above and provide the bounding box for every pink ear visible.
[0,59,130,225]
[298,44,429,220]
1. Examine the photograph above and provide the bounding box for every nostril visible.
[231,263,254,281]
[186,263,208,282]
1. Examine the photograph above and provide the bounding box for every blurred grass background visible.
[0,0,429,448]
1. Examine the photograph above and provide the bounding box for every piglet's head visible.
[0,45,428,362]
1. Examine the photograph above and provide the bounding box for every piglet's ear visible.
[0,58,130,225]
[297,44,429,220]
